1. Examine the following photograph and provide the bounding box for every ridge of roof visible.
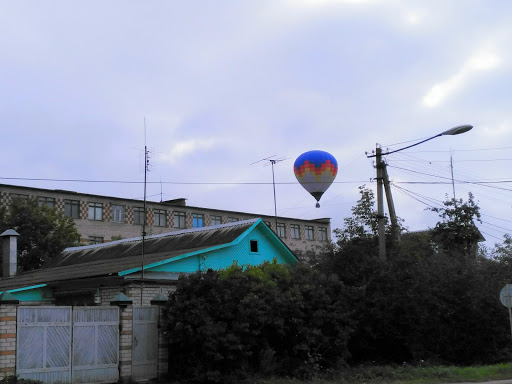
[63,218,261,252]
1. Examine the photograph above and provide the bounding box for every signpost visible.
[500,284,512,343]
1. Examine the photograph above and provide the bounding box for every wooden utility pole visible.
[376,147,386,261]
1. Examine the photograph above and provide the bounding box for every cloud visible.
[422,52,501,108]
[158,139,217,165]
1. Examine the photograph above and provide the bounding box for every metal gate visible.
[17,306,72,383]
[72,307,119,383]
[132,306,159,380]
[16,306,119,384]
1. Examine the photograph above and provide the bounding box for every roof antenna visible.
[251,155,288,232]
[141,117,150,304]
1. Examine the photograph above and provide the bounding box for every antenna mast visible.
[141,118,150,304]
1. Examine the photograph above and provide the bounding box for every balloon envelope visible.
[294,150,338,207]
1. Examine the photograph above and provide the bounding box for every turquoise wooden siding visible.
[2,285,53,302]
[147,222,297,274]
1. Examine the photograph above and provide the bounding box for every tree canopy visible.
[0,197,80,272]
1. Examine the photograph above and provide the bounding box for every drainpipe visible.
[1,229,20,277]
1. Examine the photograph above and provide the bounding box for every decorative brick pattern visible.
[104,203,112,223]
[56,198,65,213]
[126,206,134,225]
[80,201,88,219]
[186,213,193,229]
[146,208,154,226]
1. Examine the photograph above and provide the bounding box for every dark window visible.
[88,202,103,221]
[174,211,186,228]
[210,215,222,226]
[88,236,103,244]
[227,217,239,223]
[250,240,258,253]
[277,223,286,238]
[305,226,314,240]
[318,227,328,241]
[64,199,80,218]
[10,193,28,200]
[154,209,167,227]
[290,224,301,239]
[112,205,125,223]
[193,213,204,228]
[133,207,145,225]
[38,196,55,208]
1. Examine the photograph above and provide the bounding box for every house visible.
[0,183,332,254]
[0,218,299,384]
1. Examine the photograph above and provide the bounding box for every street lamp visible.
[366,124,473,261]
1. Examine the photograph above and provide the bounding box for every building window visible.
[88,236,103,244]
[305,226,315,241]
[277,223,286,239]
[250,240,258,253]
[112,205,125,223]
[193,213,204,228]
[10,193,28,200]
[227,217,239,223]
[174,211,186,228]
[38,196,55,208]
[290,224,301,239]
[318,227,328,241]
[154,209,167,227]
[210,215,222,226]
[133,207,145,225]
[64,199,80,218]
[88,202,103,221]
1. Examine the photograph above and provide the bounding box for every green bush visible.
[166,262,360,383]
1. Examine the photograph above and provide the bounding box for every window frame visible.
[88,236,104,245]
[227,217,239,223]
[290,224,301,239]
[276,223,286,239]
[305,225,315,241]
[173,211,186,229]
[38,196,55,208]
[153,209,167,227]
[318,227,328,241]
[112,204,126,223]
[88,202,103,221]
[192,213,204,228]
[210,215,222,226]
[133,207,145,225]
[64,199,80,219]
[250,240,259,253]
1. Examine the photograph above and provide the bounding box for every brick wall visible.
[0,305,17,378]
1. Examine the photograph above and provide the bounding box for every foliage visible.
[0,197,80,272]
[166,262,360,383]
[317,191,512,366]
[429,193,482,263]
[0,375,43,384]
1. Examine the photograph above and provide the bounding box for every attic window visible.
[250,240,258,253]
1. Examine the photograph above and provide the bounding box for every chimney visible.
[1,229,20,277]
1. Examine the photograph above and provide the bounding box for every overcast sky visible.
[1,0,511,248]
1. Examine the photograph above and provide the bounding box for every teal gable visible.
[121,220,298,276]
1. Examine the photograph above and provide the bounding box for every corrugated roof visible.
[0,219,259,292]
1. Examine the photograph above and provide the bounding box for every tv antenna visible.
[251,155,288,230]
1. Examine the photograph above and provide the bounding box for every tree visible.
[429,193,482,263]
[0,197,80,272]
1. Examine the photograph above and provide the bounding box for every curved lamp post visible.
[367,124,473,261]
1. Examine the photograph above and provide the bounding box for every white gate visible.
[132,306,159,380]
[16,306,119,384]
[17,306,72,383]
[72,307,119,383]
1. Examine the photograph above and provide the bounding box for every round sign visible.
[500,284,512,308]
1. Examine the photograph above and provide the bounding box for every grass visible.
[256,363,512,384]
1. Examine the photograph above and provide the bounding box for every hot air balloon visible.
[294,150,338,208]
